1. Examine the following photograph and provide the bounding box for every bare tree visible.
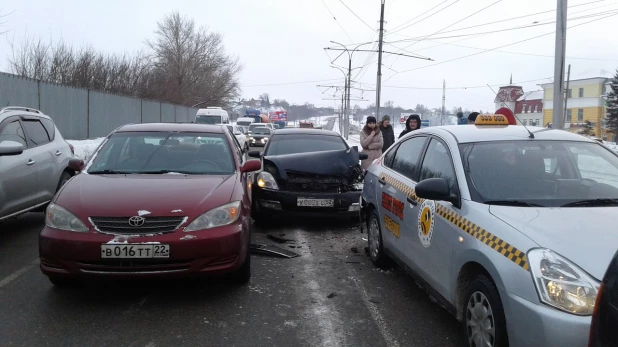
[6,11,241,108]
[145,11,241,107]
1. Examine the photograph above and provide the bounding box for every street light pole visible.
[329,41,373,140]
[552,0,568,129]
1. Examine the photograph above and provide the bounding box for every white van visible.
[236,117,255,127]
[195,107,229,124]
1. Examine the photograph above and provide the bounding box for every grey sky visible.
[1,0,617,112]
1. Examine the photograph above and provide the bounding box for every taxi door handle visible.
[407,196,417,205]
[378,178,386,185]
[27,159,36,166]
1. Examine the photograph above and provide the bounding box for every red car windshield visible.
[87,132,235,175]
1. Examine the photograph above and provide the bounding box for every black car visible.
[248,128,367,222]
[589,249,618,346]
[248,127,272,147]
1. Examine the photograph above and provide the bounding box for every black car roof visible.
[273,128,340,136]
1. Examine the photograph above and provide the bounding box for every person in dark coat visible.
[378,115,395,153]
[467,112,480,124]
[399,114,421,139]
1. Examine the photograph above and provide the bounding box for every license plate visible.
[101,244,170,258]
[297,198,334,207]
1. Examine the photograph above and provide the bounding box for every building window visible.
[579,88,584,97]
[522,103,527,113]
[522,119,527,125]
[534,105,539,113]
[567,109,572,122]
[567,89,572,98]
[578,109,584,122]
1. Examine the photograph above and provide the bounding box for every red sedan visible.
[39,123,261,286]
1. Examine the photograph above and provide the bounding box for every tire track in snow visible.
[293,230,346,347]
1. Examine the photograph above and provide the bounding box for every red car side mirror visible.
[240,160,261,173]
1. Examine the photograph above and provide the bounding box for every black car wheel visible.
[462,274,508,347]
[367,209,389,268]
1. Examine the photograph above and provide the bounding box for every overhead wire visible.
[392,11,618,76]
[319,0,354,43]
[338,0,376,32]
[389,0,449,32]
[388,0,461,35]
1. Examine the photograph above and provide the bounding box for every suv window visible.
[0,120,27,147]
[391,136,426,181]
[420,138,458,192]
[40,118,56,141]
[22,119,51,146]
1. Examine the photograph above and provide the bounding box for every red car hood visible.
[55,173,236,220]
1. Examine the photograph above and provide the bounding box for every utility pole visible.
[440,80,445,125]
[563,64,571,125]
[552,0,568,130]
[375,0,386,119]
[346,57,351,138]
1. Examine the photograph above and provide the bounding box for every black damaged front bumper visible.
[253,187,361,219]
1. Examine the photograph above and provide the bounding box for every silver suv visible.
[0,107,76,220]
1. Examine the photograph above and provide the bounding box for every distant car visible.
[247,127,272,147]
[248,128,367,223]
[218,124,248,152]
[589,248,618,346]
[248,122,274,134]
[0,106,78,221]
[39,123,262,286]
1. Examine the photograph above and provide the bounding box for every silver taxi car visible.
[360,114,618,347]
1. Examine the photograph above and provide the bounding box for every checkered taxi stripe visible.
[379,172,530,271]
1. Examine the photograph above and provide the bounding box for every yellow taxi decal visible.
[378,172,529,271]
[384,214,401,238]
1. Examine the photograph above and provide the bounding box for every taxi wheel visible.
[367,209,389,268]
[462,275,508,347]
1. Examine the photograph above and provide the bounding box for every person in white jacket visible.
[359,116,383,170]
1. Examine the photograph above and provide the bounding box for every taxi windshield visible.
[461,140,618,207]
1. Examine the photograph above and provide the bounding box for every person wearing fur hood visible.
[359,116,383,170]
[399,114,421,139]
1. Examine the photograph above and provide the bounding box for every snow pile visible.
[602,141,618,152]
[67,138,105,161]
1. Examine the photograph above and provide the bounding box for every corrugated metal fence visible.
[0,72,200,139]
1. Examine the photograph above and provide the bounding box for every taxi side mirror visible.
[415,178,460,208]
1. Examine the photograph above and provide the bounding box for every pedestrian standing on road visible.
[379,115,395,153]
[398,114,421,139]
[359,116,383,170]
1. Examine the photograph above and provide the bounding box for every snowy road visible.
[0,213,463,347]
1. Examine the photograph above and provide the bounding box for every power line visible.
[338,0,376,32]
[392,11,618,76]
[241,78,343,87]
[388,0,461,35]
[356,75,555,89]
[389,0,449,32]
[320,0,353,43]
[386,7,618,43]
[387,0,606,41]
[389,0,503,65]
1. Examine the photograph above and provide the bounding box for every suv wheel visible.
[462,274,508,347]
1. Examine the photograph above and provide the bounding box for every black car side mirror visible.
[415,178,460,207]
[359,153,369,160]
[248,150,262,158]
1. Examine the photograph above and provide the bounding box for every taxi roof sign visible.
[474,114,509,125]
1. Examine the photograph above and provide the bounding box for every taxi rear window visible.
[460,140,618,207]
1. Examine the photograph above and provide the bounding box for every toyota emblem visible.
[128,216,146,227]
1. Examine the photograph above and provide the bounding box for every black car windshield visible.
[87,132,235,175]
[252,127,271,135]
[266,134,347,156]
[461,140,618,207]
[249,124,268,132]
